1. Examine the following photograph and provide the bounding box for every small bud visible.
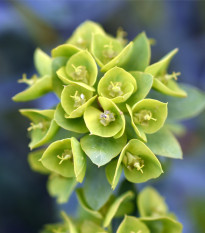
[123,151,144,174]
[27,121,49,132]
[18,73,38,86]
[103,42,118,62]
[157,71,181,85]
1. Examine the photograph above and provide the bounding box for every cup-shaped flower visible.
[57,50,97,91]
[98,67,137,103]
[110,139,163,189]
[84,97,125,138]
[91,33,124,67]
[145,49,187,97]
[61,84,97,118]
[40,138,86,183]
[19,109,59,149]
[66,20,105,50]
[127,99,167,142]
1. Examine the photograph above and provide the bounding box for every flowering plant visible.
[13,21,205,233]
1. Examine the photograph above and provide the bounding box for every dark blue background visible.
[0,1,205,233]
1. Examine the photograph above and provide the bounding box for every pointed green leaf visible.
[28,149,50,174]
[81,221,107,233]
[67,20,105,50]
[138,187,168,218]
[71,137,86,183]
[55,104,88,133]
[12,75,52,102]
[80,134,127,167]
[34,48,52,76]
[84,97,125,138]
[146,127,183,159]
[103,191,134,227]
[120,32,151,71]
[140,216,183,233]
[76,189,103,219]
[47,174,77,204]
[105,158,122,190]
[83,163,112,210]
[98,67,137,103]
[117,216,150,233]
[61,211,78,233]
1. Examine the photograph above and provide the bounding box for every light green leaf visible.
[67,20,105,50]
[120,32,151,71]
[12,75,52,102]
[103,191,134,227]
[140,216,183,233]
[81,221,107,233]
[83,162,112,210]
[51,44,80,58]
[146,127,183,159]
[28,149,50,174]
[76,188,103,219]
[117,216,150,233]
[55,104,88,133]
[47,174,77,204]
[138,187,168,218]
[61,211,78,233]
[34,48,52,76]
[80,134,127,167]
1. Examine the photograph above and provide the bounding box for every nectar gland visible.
[70,91,86,108]
[134,109,157,126]
[123,151,144,174]
[71,64,88,83]
[57,149,73,165]
[99,110,115,126]
[108,81,123,97]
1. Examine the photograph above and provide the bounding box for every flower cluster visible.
[13,21,188,233]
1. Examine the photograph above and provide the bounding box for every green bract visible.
[13,20,203,233]
[145,49,187,97]
[98,67,137,103]
[20,109,59,149]
[40,138,86,182]
[84,97,125,138]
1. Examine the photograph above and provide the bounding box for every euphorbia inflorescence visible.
[13,20,195,233]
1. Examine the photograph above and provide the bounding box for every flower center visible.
[123,152,144,174]
[27,120,49,132]
[18,73,38,86]
[70,91,86,108]
[99,110,115,126]
[134,110,157,126]
[108,81,123,97]
[57,149,73,165]
[103,42,118,62]
[157,72,180,85]
[71,64,88,83]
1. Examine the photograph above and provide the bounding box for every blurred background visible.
[0,0,205,232]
